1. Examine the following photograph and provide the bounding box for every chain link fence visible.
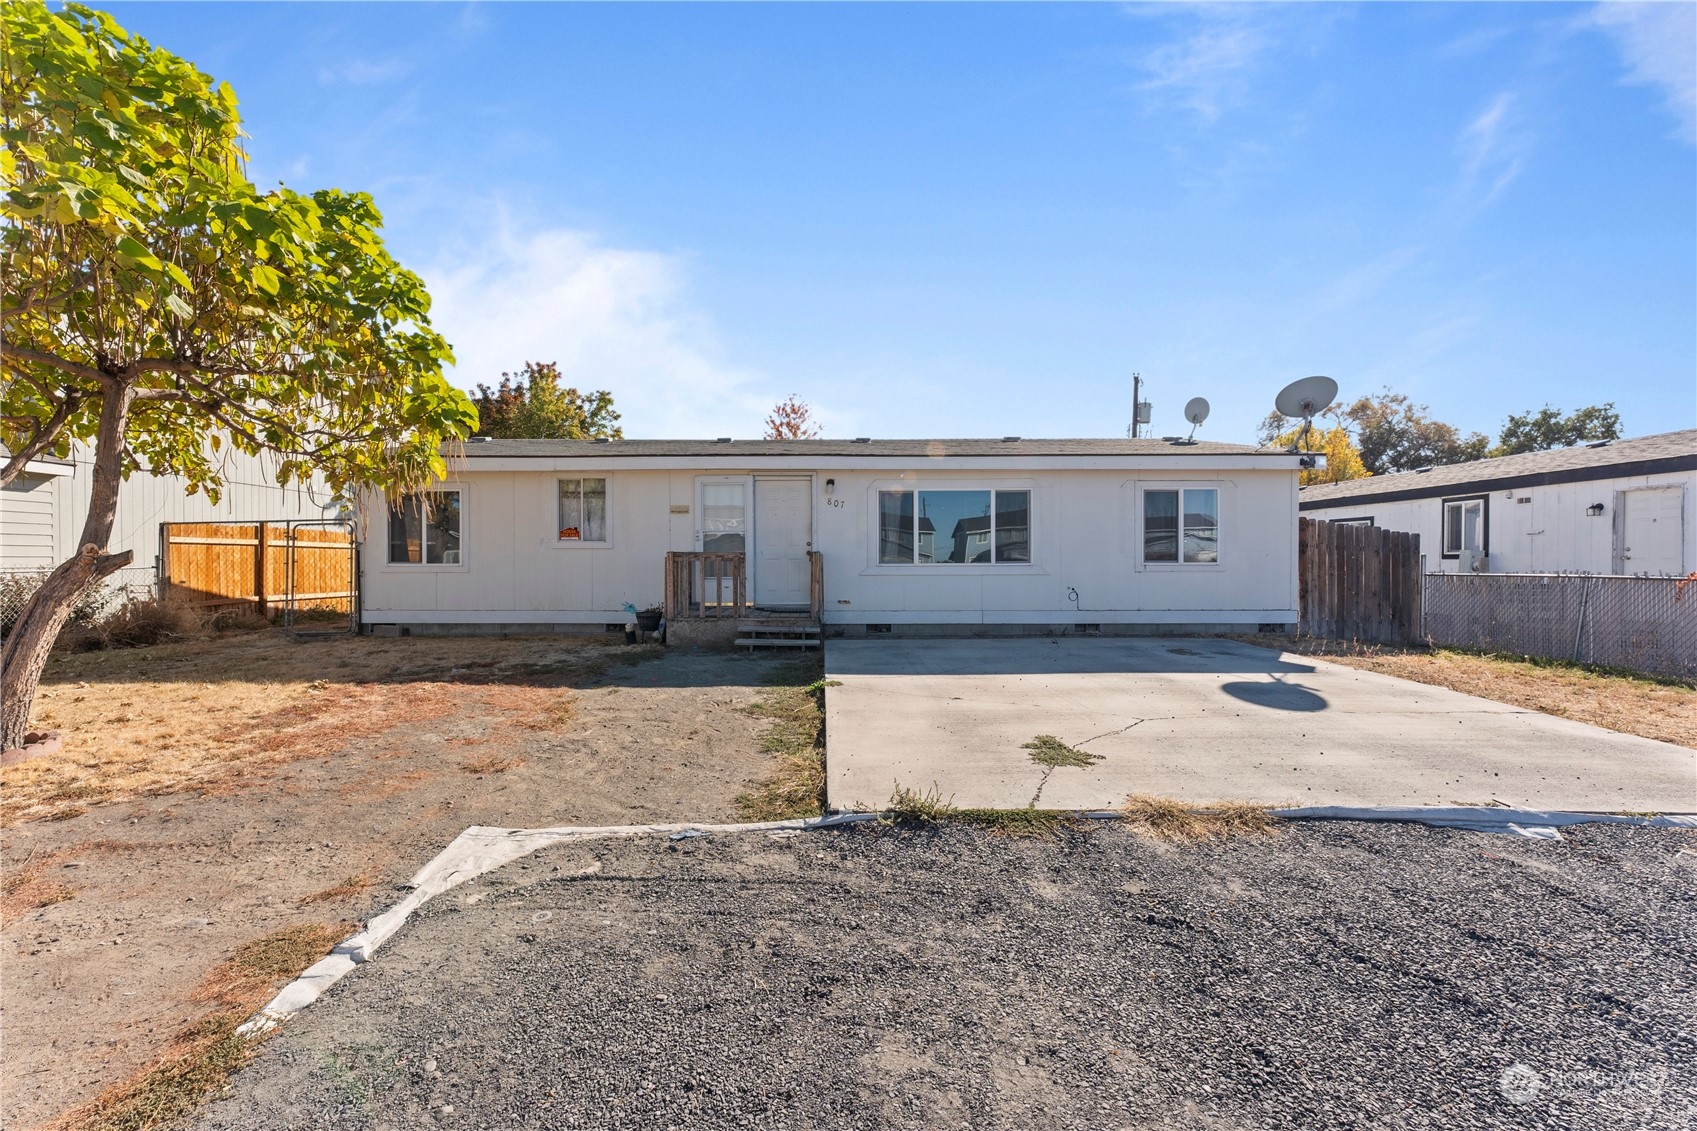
[1423,572,1697,679]
[0,569,151,639]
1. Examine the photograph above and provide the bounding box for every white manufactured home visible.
[0,443,336,592]
[1299,429,1696,576]
[357,437,1307,640]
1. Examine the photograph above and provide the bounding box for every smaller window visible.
[558,478,608,542]
[1331,516,1374,527]
[1442,497,1485,557]
[1143,487,1219,564]
[388,490,461,565]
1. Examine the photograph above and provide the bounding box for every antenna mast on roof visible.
[1128,373,1152,439]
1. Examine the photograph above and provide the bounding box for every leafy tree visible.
[1258,410,1370,487]
[1493,403,1622,456]
[764,394,821,440]
[470,362,621,440]
[0,3,477,749]
[1340,389,1489,474]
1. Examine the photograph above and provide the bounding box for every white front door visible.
[753,477,812,608]
[1620,487,1685,575]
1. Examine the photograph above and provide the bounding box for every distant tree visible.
[471,362,621,440]
[1340,389,1489,474]
[764,395,820,440]
[1492,403,1622,456]
[1259,410,1370,487]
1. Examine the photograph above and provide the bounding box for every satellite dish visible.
[1274,375,1338,420]
[1183,397,1210,442]
[1273,375,1339,453]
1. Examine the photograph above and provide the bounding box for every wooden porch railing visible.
[663,550,825,621]
[664,552,748,620]
[808,550,824,621]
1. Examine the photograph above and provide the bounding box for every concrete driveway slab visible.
[824,637,1697,812]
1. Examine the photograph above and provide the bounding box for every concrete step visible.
[735,637,821,650]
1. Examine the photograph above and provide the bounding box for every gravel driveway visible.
[195,821,1696,1131]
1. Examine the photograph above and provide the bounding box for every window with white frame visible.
[1442,496,1486,557]
[1142,487,1219,564]
[877,488,1030,564]
[388,490,461,564]
[558,477,608,542]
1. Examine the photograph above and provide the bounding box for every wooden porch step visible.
[735,620,822,650]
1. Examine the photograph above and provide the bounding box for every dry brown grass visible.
[297,873,376,905]
[52,922,345,1131]
[1260,637,1697,749]
[736,670,828,821]
[2,851,77,921]
[460,754,526,775]
[1121,794,1279,841]
[2,630,635,824]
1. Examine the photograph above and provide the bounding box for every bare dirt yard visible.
[1252,637,1697,750]
[1,627,821,1131]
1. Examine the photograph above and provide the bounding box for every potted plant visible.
[635,606,663,633]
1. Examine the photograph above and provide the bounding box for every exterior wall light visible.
[1586,503,1605,517]
[824,478,836,496]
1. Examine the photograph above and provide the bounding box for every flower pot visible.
[635,610,662,633]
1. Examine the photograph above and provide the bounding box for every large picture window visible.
[558,478,608,542]
[388,490,461,565]
[1143,488,1218,564]
[878,488,1030,565]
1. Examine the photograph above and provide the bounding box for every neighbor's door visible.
[753,477,812,608]
[1619,487,1685,575]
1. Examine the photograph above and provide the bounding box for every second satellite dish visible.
[1273,375,1339,455]
[1184,397,1211,426]
[1274,375,1338,421]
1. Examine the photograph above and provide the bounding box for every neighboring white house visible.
[0,443,336,592]
[357,437,1307,636]
[1299,429,1697,576]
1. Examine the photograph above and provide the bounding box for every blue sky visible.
[111,2,1695,443]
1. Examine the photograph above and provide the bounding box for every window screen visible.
[558,478,608,541]
[1143,488,1219,564]
[388,491,461,564]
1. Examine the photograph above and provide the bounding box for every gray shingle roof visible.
[455,437,1279,458]
[1300,429,1697,508]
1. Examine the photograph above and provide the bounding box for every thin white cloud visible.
[1140,13,1272,123]
[1436,25,1514,60]
[423,223,778,438]
[318,56,412,87]
[1459,91,1528,203]
[1585,2,1697,145]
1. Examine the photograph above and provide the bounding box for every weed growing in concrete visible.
[1022,734,1101,768]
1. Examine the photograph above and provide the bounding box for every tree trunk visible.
[0,379,135,751]
[1,545,132,750]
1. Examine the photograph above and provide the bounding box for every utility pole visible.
[1130,372,1140,439]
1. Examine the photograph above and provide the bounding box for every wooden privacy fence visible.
[159,521,355,617]
[1298,517,1422,645]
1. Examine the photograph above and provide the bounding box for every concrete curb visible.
[237,814,879,1037]
[239,804,1694,1038]
[1270,805,1697,840]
